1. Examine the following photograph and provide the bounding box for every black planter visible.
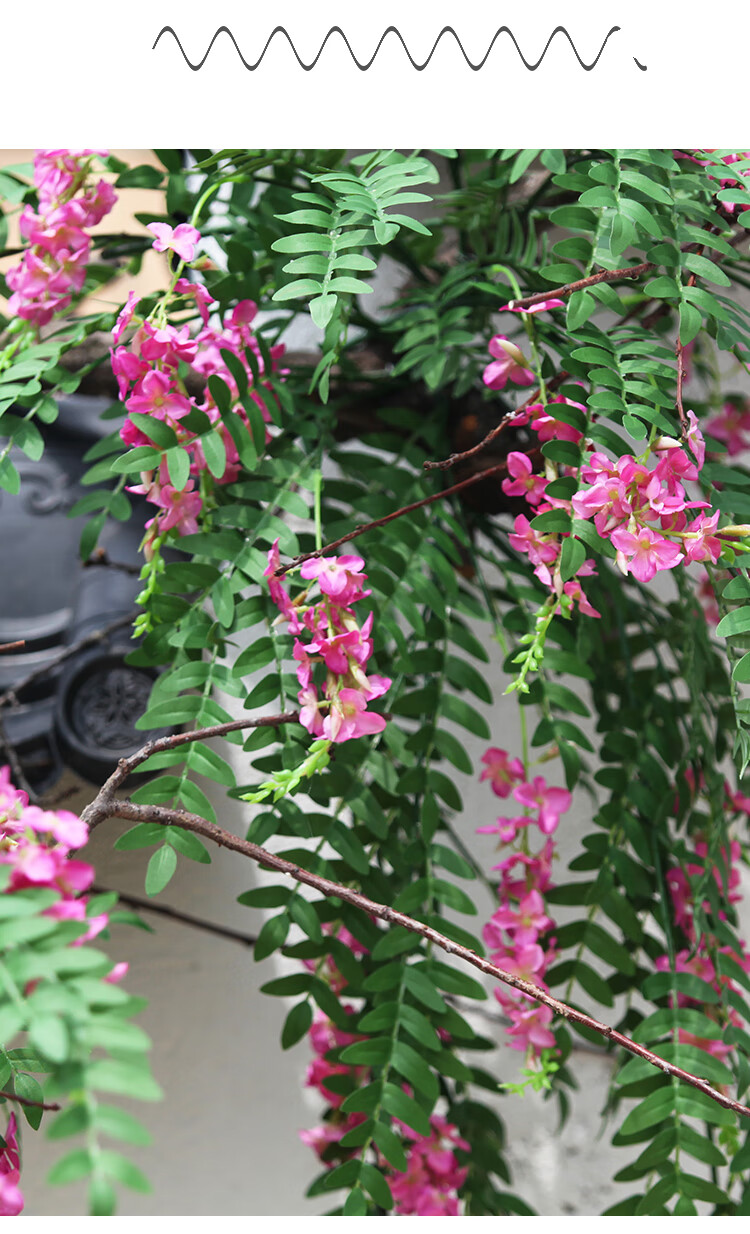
[0,394,173,793]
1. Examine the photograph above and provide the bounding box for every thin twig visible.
[91,883,258,948]
[0,642,25,654]
[0,612,139,711]
[424,372,569,474]
[0,1091,60,1112]
[509,227,744,314]
[82,778,750,1119]
[509,261,656,312]
[273,459,514,578]
[0,711,38,805]
[80,711,299,828]
[675,335,689,437]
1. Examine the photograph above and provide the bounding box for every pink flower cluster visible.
[658,789,750,1065]
[6,150,116,327]
[478,749,570,1056]
[299,928,468,1213]
[113,230,284,550]
[265,546,390,744]
[666,836,743,945]
[676,149,750,214]
[0,1114,22,1217]
[653,943,750,1065]
[389,1116,469,1216]
[301,925,372,1164]
[502,389,734,607]
[0,767,130,1215]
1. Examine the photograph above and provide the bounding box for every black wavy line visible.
[152,24,640,73]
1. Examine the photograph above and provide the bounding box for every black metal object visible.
[0,394,169,793]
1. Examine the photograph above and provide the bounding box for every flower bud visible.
[719,524,750,538]
[493,337,528,366]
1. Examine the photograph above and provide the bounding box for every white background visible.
[4,0,749,148]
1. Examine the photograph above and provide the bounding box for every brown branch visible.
[0,642,25,655]
[675,334,689,438]
[510,225,745,315]
[424,372,569,474]
[0,612,139,711]
[82,786,750,1120]
[509,262,657,312]
[274,459,514,578]
[91,883,258,948]
[0,1091,60,1112]
[80,711,299,828]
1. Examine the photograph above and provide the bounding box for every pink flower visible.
[706,402,750,456]
[323,689,386,744]
[174,277,217,325]
[513,777,572,836]
[263,539,297,623]
[489,942,548,983]
[479,748,524,798]
[530,408,584,444]
[610,525,683,583]
[682,511,722,564]
[488,890,554,947]
[504,1001,556,1053]
[502,451,548,506]
[508,515,559,568]
[298,686,325,737]
[561,578,601,619]
[571,475,631,532]
[500,298,565,315]
[476,816,530,845]
[305,1057,350,1108]
[388,1118,468,1216]
[0,1114,23,1216]
[299,555,368,604]
[105,961,130,985]
[483,335,536,390]
[21,805,88,849]
[151,480,203,536]
[147,221,201,263]
[686,410,706,472]
[125,369,192,422]
[112,290,140,344]
[493,844,556,896]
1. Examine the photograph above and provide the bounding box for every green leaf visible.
[29,1014,69,1064]
[99,1150,151,1193]
[253,912,290,962]
[201,429,227,480]
[48,1148,93,1185]
[619,1085,674,1136]
[439,695,490,740]
[559,536,586,582]
[144,845,178,896]
[717,607,750,638]
[165,446,191,490]
[380,1082,432,1137]
[281,1000,313,1049]
[372,1121,408,1172]
[360,1162,394,1211]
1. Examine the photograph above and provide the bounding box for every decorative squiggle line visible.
[152,24,646,73]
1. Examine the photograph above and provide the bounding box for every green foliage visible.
[4,146,750,1217]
